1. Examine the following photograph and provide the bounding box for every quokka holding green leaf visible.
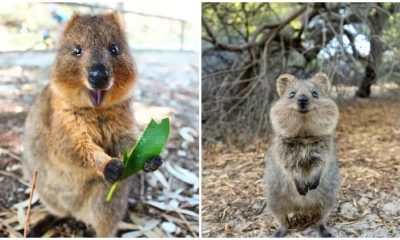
[21,12,167,237]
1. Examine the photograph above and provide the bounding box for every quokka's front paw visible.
[143,156,163,172]
[307,176,320,190]
[294,178,308,195]
[103,159,124,183]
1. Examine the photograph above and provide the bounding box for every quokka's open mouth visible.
[298,109,309,113]
[294,108,315,114]
[89,89,106,106]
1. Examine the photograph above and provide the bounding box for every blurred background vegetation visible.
[202,2,400,146]
[0,1,198,51]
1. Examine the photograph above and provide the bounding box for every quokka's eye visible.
[288,91,296,98]
[312,91,319,98]
[73,45,82,56]
[109,43,119,56]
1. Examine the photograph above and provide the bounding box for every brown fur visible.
[271,73,338,138]
[22,12,136,237]
[265,73,340,237]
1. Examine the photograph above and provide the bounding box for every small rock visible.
[365,192,373,198]
[352,214,378,231]
[169,199,179,208]
[121,231,142,238]
[161,221,177,233]
[381,201,400,217]
[380,192,389,199]
[175,226,181,235]
[179,127,196,143]
[177,150,187,157]
[358,196,369,206]
[340,202,358,219]
[6,164,21,171]
[365,213,379,222]
[364,228,391,237]
[181,141,190,149]
[302,228,316,236]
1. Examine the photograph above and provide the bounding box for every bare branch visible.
[202,5,307,52]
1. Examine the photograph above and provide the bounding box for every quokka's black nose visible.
[88,64,109,89]
[297,94,309,109]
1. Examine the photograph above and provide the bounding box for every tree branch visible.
[202,5,308,52]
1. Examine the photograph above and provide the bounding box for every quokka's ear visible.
[105,11,125,29]
[63,12,80,33]
[313,73,331,95]
[276,74,296,97]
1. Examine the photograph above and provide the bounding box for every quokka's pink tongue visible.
[89,90,105,106]
[95,90,102,104]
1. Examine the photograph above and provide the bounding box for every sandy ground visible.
[202,86,400,237]
[0,50,199,237]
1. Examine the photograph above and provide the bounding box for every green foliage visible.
[106,118,170,202]
[203,3,298,44]
[123,118,170,178]
[383,12,400,54]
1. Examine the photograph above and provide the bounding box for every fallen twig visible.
[174,207,198,238]
[23,171,37,237]
[0,219,23,237]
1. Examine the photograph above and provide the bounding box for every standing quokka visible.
[264,73,340,237]
[22,12,162,237]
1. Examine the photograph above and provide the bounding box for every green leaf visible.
[106,118,170,202]
[122,118,170,178]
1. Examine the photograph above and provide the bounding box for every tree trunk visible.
[356,4,388,98]
[356,64,376,97]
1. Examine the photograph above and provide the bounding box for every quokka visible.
[265,73,340,237]
[22,12,162,237]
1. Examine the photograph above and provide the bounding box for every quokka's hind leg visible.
[316,219,333,238]
[78,183,129,237]
[80,200,126,237]
[312,207,334,237]
[28,214,59,237]
[272,213,289,238]
[30,215,96,237]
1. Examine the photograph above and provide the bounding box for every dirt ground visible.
[0,50,199,237]
[202,85,400,237]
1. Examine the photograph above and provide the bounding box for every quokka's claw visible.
[143,156,163,172]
